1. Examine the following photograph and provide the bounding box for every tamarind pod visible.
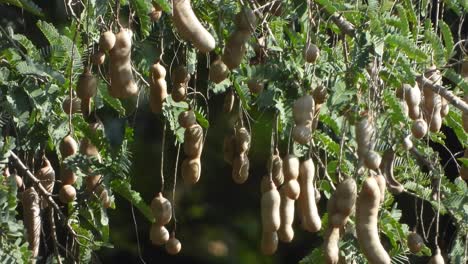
[402,83,421,108]
[234,8,257,32]
[283,179,300,200]
[283,154,300,181]
[76,68,97,100]
[292,123,312,145]
[411,119,428,139]
[403,135,413,151]
[108,28,138,98]
[304,43,320,63]
[92,51,106,65]
[327,179,356,228]
[260,175,271,193]
[62,96,81,114]
[166,236,182,255]
[293,95,315,124]
[61,166,77,185]
[247,78,264,94]
[149,4,163,22]
[440,98,449,118]
[408,104,419,120]
[364,150,382,171]
[178,110,197,129]
[355,116,374,160]
[149,62,168,113]
[374,174,386,204]
[261,181,281,232]
[428,248,445,264]
[150,192,172,225]
[298,158,321,232]
[172,0,216,53]
[222,30,250,70]
[171,83,187,102]
[182,157,201,184]
[235,127,251,154]
[36,159,55,208]
[261,231,278,255]
[150,224,169,246]
[22,187,41,260]
[312,103,322,131]
[232,153,249,184]
[223,90,235,113]
[407,232,424,254]
[184,124,203,158]
[278,188,295,242]
[323,227,340,264]
[209,58,229,84]
[223,134,235,164]
[356,177,391,264]
[60,135,78,158]
[171,65,190,84]
[59,184,76,203]
[312,85,328,104]
[99,31,116,52]
[380,149,404,194]
[267,153,284,186]
[429,109,443,133]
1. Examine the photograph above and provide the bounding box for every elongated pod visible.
[267,151,284,186]
[328,178,357,228]
[356,177,391,264]
[261,181,281,232]
[22,187,41,260]
[150,192,172,225]
[36,159,55,209]
[428,248,445,264]
[278,188,295,242]
[355,116,374,160]
[298,158,321,232]
[172,0,216,53]
[260,231,278,255]
[184,124,203,158]
[293,95,315,124]
[182,157,201,184]
[222,30,251,70]
[380,149,404,194]
[232,153,249,184]
[323,227,340,264]
[108,28,138,98]
[149,61,168,113]
[283,154,300,181]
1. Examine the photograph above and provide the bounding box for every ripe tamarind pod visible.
[149,4,163,22]
[234,7,257,32]
[364,150,382,171]
[235,127,251,154]
[59,184,76,203]
[81,123,103,191]
[99,31,116,52]
[172,65,191,84]
[407,231,424,254]
[76,67,97,100]
[260,175,271,193]
[172,83,187,102]
[182,158,201,184]
[166,235,182,255]
[283,154,300,181]
[278,188,295,242]
[209,58,229,84]
[267,150,284,186]
[403,135,413,151]
[283,179,300,200]
[411,119,428,139]
[36,158,55,208]
[328,178,357,228]
[149,61,168,113]
[150,224,169,245]
[292,123,312,145]
[178,110,197,129]
[172,0,216,53]
[222,30,251,70]
[223,134,235,164]
[355,116,374,160]
[261,181,281,232]
[429,108,443,133]
[108,28,138,98]
[92,51,105,65]
[298,158,321,232]
[223,90,235,113]
[60,135,78,158]
[374,173,386,204]
[150,192,172,226]
[184,124,203,157]
[232,153,249,184]
[403,83,421,120]
[22,187,41,259]
[428,248,445,264]
[312,85,328,104]
[356,177,391,264]
[260,231,278,255]
[62,96,81,114]
[440,98,449,118]
[380,149,404,194]
[323,227,340,264]
[293,95,315,124]
[304,43,320,63]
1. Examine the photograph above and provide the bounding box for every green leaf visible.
[153,0,171,12]
[439,21,454,60]
[385,35,427,61]
[110,179,156,223]
[130,0,152,38]
[0,0,44,17]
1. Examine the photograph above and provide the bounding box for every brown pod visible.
[247,78,264,94]
[149,61,168,113]
[166,236,182,255]
[36,159,55,208]
[234,8,257,32]
[323,227,340,264]
[178,110,197,128]
[278,188,295,242]
[209,58,229,84]
[182,158,201,184]
[62,96,81,114]
[328,178,357,228]
[76,67,97,100]
[380,149,404,194]
[407,232,424,253]
[355,115,374,160]
[171,83,187,102]
[92,51,106,65]
[108,28,138,98]
[184,124,203,158]
[292,124,312,145]
[222,30,251,70]
[411,119,428,139]
[428,248,445,264]
[261,231,278,255]
[304,43,320,63]
[298,158,321,232]
[150,192,173,225]
[59,184,76,203]
[283,179,300,200]
[223,90,235,113]
[60,135,78,158]
[99,31,116,52]
[283,154,300,181]
[374,173,386,204]
[149,4,163,22]
[171,65,190,84]
[312,85,328,104]
[149,224,169,245]
[403,135,413,151]
[293,95,315,124]
[232,153,249,184]
[235,127,251,154]
[261,181,281,232]
[440,98,449,118]
[61,166,77,185]
[172,0,216,53]
[267,151,284,186]
[364,150,382,171]
[22,187,41,259]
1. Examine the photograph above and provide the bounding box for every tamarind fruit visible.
[312,85,328,105]
[411,118,428,139]
[77,67,97,100]
[401,83,421,120]
[60,135,78,158]
[407,231,424,253]
[95,185,111,208]
[293,95,315,144]
[403,135,413,151]
[374,173,386,204]
[282,179,300,200]
[209,58,229,84]
[149,3,163,22]
[380,149,404,194]
[149,61,168,113]
[267,149,284,186]
[327,178,357,228]
[234,7,257,32]
[223,90,235,113]
[150,224,169,245]
[363,150,382,171]
[356,177,391,264]
[151,192,172,226]
[247,78,264,94]
[355,115,375,166]
[171,65,190,102]
[59,184,76,203]
[80,123,103,192]
[428,248,445,264]
[108,28,138,98]
[182,157,201,184]
[22,187,41,260]
[298,158,321,232]
[304,43,320,63]
[178,110,197,129]
[183,124,203,157]
[92,51,105,65]
[166,235,182,254]
[440,98,449,118]
[172,0,216,53]
[99,31,116,52]
[260,231,278,255]
[36,158,55,208]
[323,227,340,264]
[261,180,281,232]
[278,187,295,242]
[172,83,187,102]
[232,153,249,184]
[283,154,299,180]
[62,96,81,114]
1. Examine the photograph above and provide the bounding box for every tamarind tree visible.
[0,0,467,263]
